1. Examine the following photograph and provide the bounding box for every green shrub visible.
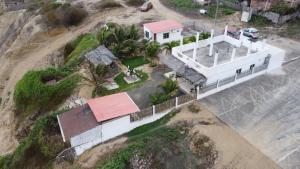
[43,3,88,27]
[207,5,236,17]
[249,15,271,27]
[14,68,80,116]
[98,0,122,9]
[126,0,144,6]
[161,78,178,94]
[164,0,201,11]
[188,104,200,113]
[270,0,296,15]
[64,33,99,69]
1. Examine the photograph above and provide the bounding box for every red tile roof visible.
[87,92,140,122]
[144,20,183,33]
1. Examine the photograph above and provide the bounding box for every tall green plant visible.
[145,41,160,59]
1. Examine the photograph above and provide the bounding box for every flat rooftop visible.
[182,42,248,67]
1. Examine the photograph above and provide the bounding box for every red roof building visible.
[87,92,140,122]
[143,20,183,34]
[143,20,183,44]
[57,92,140,141]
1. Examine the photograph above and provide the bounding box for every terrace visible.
[182,41,248,67]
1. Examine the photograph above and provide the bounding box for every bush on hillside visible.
[42,2,88,27]
[14,68,80,116]
[0,111,69,169]
[126,0,144,6]
[96,0,122,9]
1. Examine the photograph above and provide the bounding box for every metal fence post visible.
[152,105,156,115]
[175,97,179,108]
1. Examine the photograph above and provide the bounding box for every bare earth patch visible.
[168,102,280,169]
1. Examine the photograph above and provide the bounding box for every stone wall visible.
[256,10,300,24]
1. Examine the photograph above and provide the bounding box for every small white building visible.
[143,20,183,44]
[166,26,285,95]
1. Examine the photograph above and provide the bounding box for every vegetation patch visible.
[248,15,272,27]
[279,19,300,39]
[64,33,99,70]
[150,78,179,105]
[97,71,149,96]
[269,0,298,15]
[121,56,149,68]
[159,0,201,17]
[126,0,145,6]
[42,2,88,27]
[98,109,217,169]
[96,0,123,9]
[206,4,236,18]
[0,110,69,169]
[14,68,80,117]
[188,104,201,113]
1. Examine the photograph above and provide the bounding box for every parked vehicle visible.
[242,28,260,39]
[139,1,153,12]
[199,9,207,14]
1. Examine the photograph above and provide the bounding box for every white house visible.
[165,25,285,96]
[143,20,183,44]
[57,92,173,156]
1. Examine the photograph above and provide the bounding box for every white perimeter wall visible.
[71,111,169,155]
[144,26,182,44]
[172,35,285,84]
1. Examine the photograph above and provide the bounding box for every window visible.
[264,55,271,65]
[145,31,150,39]
[163,32,169,39]
[236,68,242,74]
[250,64,255,70]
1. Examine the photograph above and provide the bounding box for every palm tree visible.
[145,41,160,60]
[161,41,180,54]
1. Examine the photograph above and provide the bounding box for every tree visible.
[145,41,160,59]
[161,41,179,54]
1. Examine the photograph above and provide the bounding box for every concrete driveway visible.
[200,37,300,169]
[127,67,170,109]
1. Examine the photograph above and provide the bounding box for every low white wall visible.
[71,111,170,155]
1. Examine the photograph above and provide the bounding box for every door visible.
[154,33,157,41]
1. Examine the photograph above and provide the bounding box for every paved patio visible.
[199,38,300,169]
[182,41,248,67]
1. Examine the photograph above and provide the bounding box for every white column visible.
[209,29,214,56]
[175,97,179,108]
[231,46,236,61]
[247,42,252,54]
[239,30,243,45]
[180,36,183,51]
[196,32,200,44]
[224,25,228,35]
[196,86,200,99]
[213,51,219,67]
[262,39,267,49]
[193,43,197,60]
[152,105,156,114]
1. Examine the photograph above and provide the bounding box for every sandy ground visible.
[168,102,281,169]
